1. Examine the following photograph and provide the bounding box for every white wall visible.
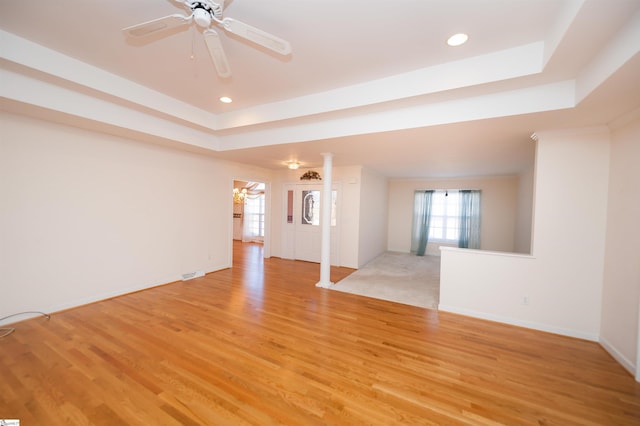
[333,166,362,268]
[600,113,640,377]
[0,112,271,322]
[440,127,610,340]
[387,176,520,254]
[357,167,389,267]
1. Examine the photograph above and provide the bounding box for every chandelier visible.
[233,187,247,204]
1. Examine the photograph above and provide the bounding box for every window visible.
[428,190,460,243]
[300,189,337,226]
[301,190,319,225]
[244,193,265,240]
[412,188,481,255]
[243,182,265,243]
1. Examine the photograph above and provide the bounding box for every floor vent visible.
[181,271,205,281]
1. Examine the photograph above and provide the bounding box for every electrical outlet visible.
[522,296,530,306]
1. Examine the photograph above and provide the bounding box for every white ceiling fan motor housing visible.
[193,8,212,28]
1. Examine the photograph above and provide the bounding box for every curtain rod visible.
[415,188,482,191]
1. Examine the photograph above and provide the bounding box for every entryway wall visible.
[270,165,388,269]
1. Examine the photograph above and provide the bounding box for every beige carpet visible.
[330,252,440,309]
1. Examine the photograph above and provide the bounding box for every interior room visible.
[1,0,639,423]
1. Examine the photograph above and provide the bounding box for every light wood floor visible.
[1,242,639,425]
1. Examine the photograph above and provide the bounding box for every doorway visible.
[233,180,267,244]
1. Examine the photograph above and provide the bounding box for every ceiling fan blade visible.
[221,17,291,55]
[204,29,232,78]
[123,14,191,38]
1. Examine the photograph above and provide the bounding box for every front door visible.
[283,183,340,265]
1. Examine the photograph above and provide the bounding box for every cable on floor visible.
[0,311,51,338]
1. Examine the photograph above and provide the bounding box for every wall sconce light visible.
[233,187,247,203]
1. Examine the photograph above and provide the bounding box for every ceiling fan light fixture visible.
[193,8,212,28]
[447,33,468,46]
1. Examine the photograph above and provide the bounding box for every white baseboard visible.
[599,336,636,378]
[438,304,599,342]
[1,265,231,326]
[46,274,185,316]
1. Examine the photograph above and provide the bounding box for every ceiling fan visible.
[123,0,292,78]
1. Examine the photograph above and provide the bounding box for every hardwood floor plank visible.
[1,241,638,425]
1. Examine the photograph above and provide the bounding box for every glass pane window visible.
[301,190,320,225]
[428,190,460,243]
[245,194,265,239]
[300,189,337,226]
[286,190,293,224]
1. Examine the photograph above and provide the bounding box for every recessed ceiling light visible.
[219,96,232,103]
[447,33,468,47]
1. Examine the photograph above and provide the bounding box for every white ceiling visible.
[1,0,639,178]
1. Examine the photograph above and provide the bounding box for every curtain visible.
[410,190,434,256]
[458,190,481,249]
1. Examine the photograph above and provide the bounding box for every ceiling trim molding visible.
[0,30,218,131]
[1,67,221,151]
[575,8,640,104]
[2,29,550,136]
[217,81,576,151]
[542,0,585,67]
[216,42,546,130]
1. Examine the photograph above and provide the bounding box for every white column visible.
[316,152,334,288]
